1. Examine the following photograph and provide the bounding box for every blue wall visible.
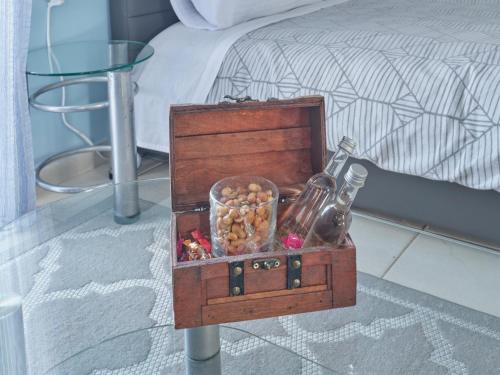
[29,0,110,163]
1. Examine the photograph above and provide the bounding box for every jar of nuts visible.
[209,176,279,257]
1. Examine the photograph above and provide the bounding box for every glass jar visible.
[210,176,279,257]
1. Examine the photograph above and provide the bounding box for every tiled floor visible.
[36,159,500,318]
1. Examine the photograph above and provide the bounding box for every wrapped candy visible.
[177,230,213,262]
[281,233,304,249]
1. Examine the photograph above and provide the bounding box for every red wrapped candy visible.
[177,229,213,262]
[281,233,304,249]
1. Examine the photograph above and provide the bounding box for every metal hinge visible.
[229,261,245,296]
[287,255,302,289]
[223,95,258,103]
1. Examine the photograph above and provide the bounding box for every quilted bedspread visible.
[207,0,500,190]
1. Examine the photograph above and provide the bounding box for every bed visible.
[110,0,500,248]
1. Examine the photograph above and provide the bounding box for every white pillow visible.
[171,0,323,30]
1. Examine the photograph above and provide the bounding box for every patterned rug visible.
[2,199,500,374]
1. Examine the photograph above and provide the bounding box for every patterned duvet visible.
[207,0,500,191]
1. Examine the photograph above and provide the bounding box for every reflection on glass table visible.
[1,178,500,375]
[42,324,340,375]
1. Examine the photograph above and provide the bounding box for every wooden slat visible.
[302,250,332,266]
[245,266,287,294]
[173,107,310,137]
[173,266,203,329]
[302,264,327,287]
[207,285,327,305]
[309,105,327,173]
[331,245,357,308]
[201,263,228,280]
[175,127,311,160]
[206,277,229,300]
[173,149,312,206]
[202,290,333,325]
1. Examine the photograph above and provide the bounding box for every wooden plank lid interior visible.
[169,96,327,212]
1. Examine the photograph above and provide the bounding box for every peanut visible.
[222,215,233,226]
[256,206,268,218]
[221,187,233,197]
[217,206,229,217]
[247,192,257,204]
[228,208,239,219]
[257,192,268,202]
[244,209,255,224]
[248,183,262,192]
[217,217,224,230]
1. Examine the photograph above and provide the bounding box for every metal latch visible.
[287,255,302,289]
[229,261,244,296]
[252,258,281,270]
[221,95,258,104]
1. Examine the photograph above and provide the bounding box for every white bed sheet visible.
[133,0,349,153]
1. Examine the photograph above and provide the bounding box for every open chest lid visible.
[169,96,327,212]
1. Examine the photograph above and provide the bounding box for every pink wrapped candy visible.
[281,233,304,249]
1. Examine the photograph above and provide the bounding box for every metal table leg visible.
[107,69,140,224]
[185,325,221,361]
[0,295,27,375]
[185,353,222,375]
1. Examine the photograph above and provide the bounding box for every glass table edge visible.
[26,40,154,77]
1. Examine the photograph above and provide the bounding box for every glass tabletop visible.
[1,179,499,374]
[42,324,339,375]
[26,40,154,77]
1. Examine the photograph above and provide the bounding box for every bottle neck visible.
[334,180,361,213]
[324,147,350,178]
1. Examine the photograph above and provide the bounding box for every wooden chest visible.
[170,96,356,329]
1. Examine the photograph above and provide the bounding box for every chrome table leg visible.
[184,325,221,361]
[107,69,140,224]
[185,353,222,375]
[0,295,27,375]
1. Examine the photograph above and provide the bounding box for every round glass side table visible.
[27,40,154,223]
[0,179,340,375]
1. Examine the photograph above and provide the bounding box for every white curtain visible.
[0,0,35,227]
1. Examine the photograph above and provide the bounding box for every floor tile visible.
[384,234,500,317]
[63,164,111,188]
[350,214,417,277]
[139,162,169,180]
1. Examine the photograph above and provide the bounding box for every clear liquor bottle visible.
[303,163,368,247]
[277,136,356,249]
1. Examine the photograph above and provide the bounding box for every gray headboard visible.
[109,0,178,43]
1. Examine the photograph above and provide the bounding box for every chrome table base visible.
[30,71,140,223]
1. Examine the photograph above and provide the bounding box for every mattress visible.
[135,0,500,191]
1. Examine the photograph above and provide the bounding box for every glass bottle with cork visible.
[303,163,368,247]
[277,136,356,249]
